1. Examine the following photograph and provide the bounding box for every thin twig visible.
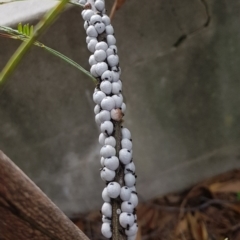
[0,0,69,87]
[0,28,97,83]
[112,121,126,240]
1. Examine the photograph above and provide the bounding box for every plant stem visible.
[112,121,126,240]
[0,26,97,83]
[0,0,69,87]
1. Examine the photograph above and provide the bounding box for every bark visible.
[0,150,90,240]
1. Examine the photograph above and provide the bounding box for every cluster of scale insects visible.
[80,0,138,239]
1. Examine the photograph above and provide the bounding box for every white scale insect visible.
[81,1,138,238]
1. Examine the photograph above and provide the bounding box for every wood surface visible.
[0,150,90,240]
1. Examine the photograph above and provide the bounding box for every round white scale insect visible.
[93,90,106,104]
[87,38,98,53]
[100,156,105,167]
[117,209,121,214]
[129,192,138,208]
[89,54,97,66]
[117,79,122,88]
[119,212,135,229]
[86,36,96,44]
[125,223,138,237]
[124,173,136,187]
[112,66,121,74]
[99,132,107,145]
[102,187,111,202]
[95,62,108,76]
[121,139,133,151]
[112,94,123,108]
[101,202,112,217]
[90,64,99,77]
[102,215,111,223]
[95,113,101,126]
[104,156,119,171]
[121,201,134,213]
[107,54,119,67]
[111,109,123,121]
[99,110,111,122]
[95,22,105,34]
[106,45,118,57]
[100,80,112,94]
[84,20,89,30]
[121,102,127,113]
[95,41,108,51]
[101,222,112,238]
[104,136,116,147]
[102,15,111,26]
[100,121,114,135]
[111,70,120,82]
[105,25,114,35]
[94,49,107,62]
[129,185,136,193]
[107,182,121,198]
[121,127,132,139]
[100,167,116,181]
[120,186,131,201]
[106,35,116,46]
[95,0,105,12]
[111,80,122,94]
[82,9,95,21]
[100,145,116,158]
[94,104,101,114]
[101,96,115,111]
[90,14,102,25]
[86,25,98,37]
[124,162,136,174]
[101,70,113,82]
[119,149,132,165]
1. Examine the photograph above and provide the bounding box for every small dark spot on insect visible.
[133,208,137,215]
[96,11,103,16]
[126,168,134,174]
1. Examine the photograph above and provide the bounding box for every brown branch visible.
[112,121,126,240]
[0,150,90,240]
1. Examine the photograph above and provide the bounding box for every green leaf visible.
[30,25,33,36]
[26,23,29,36]
[17,23,22,33]
[23,24,27,35]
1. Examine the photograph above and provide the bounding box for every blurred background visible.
[0,0,240,220]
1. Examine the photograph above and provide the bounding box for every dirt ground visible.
[72,169,240,240]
